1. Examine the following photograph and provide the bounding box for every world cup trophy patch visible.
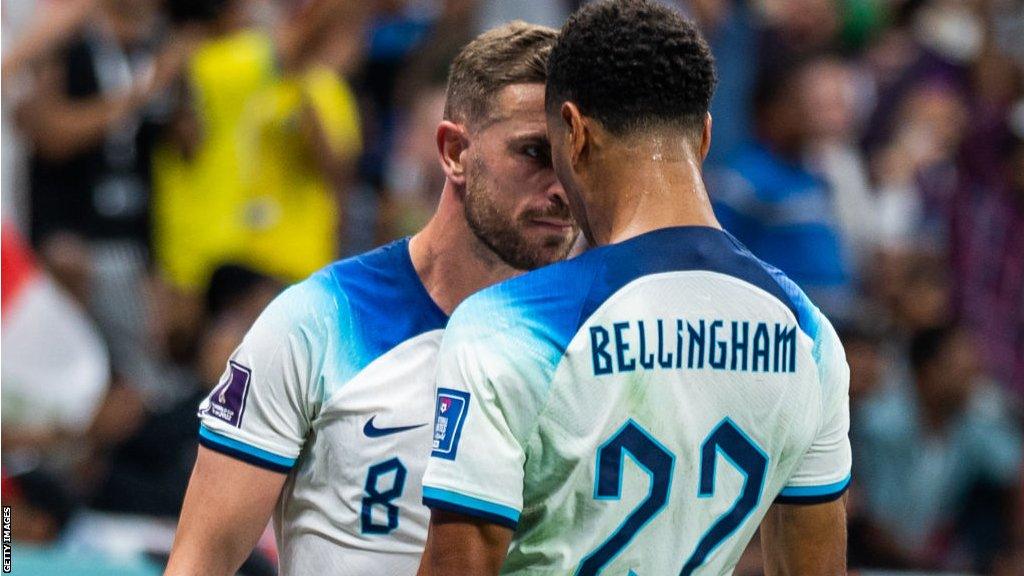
[431,388,470,460]
[203,361,252,427]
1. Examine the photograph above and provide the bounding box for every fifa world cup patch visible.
[431,388,470,460]
[204,361,252,427]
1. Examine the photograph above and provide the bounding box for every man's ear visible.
[560,102,589,170]
[700,112,713,162]
[437,120,469,186]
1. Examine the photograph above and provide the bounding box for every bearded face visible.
[463,157,575,270]
[459,84,579,271]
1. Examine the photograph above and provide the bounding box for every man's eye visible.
[522,145,550,163]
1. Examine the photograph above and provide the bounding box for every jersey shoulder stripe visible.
[198,424,297,473]
[198,237,448,472]
[422,486,520,529]
[451,226,819,360]
[775,473,851,504]
[319,236,449,373]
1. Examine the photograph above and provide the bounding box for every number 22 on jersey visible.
[577,417,768,575]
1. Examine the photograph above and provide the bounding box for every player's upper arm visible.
[169,280,336,575]
[165,446,288,576]
[197,279,331,474]
[761,497,847,576]
[417,510,513,576]
[762,310,850,575]
[419,274,582,576]
[776,312,851,505]
[418,318,542,575]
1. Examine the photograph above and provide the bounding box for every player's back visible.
[423,226,850,575]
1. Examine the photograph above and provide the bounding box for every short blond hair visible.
[443,21,557,125]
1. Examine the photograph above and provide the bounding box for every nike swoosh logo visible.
[363,416,428,438]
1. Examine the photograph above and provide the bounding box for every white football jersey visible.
[198,238,448,575]
[422,226,851,575]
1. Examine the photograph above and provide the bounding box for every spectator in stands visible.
[16,0,191,407]
[3,469,78,545]
[712,57,855,321]
[3,468,163,575]
[1,224,109,467]
[195,264,282,390]
[384,76,448,238]
[859,0,975,158]
[952,117,1024,398]
[88,264,281,518]
[758,0,840,60]
[153,0,365,292]
[800,55,879,276]
[1,0,100,227]
[690,0,758,166]
[841,319,887,407]
[873,81,969,255]
[238,0,365,283]
[19,0,175,257]
[841,319,922,570]
[888,251,953,335]
[854,323,1023,572]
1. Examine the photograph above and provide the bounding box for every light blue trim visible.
[762,263,821,343]
[811,332,825,365]
[198,425,297,468]
[779,474,852,497]
[421,486,521,524]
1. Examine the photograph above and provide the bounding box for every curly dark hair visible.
[546,0,717,136]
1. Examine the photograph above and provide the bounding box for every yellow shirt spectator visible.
[238,65,361,282]
[153,30,361,291]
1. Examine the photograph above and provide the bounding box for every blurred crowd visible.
[1,0,1022,575]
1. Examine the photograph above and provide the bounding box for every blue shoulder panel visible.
[459,226,820,365]
[450,249,599,367]
[317,238,449,372]
[576,227,813,334]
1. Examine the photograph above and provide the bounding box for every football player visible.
[165,22,576,576]
[418,2,850,574]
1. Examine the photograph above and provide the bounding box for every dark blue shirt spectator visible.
[713,141,853,320]
[712,58,855,321]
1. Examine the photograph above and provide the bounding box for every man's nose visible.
[546,178,569,209]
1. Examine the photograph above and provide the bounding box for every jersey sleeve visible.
[197,282,327,473]
[421,301,558,529]
[776,312,852,504]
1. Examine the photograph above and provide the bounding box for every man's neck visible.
[587,137,720,246]
[408,184,521,315]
